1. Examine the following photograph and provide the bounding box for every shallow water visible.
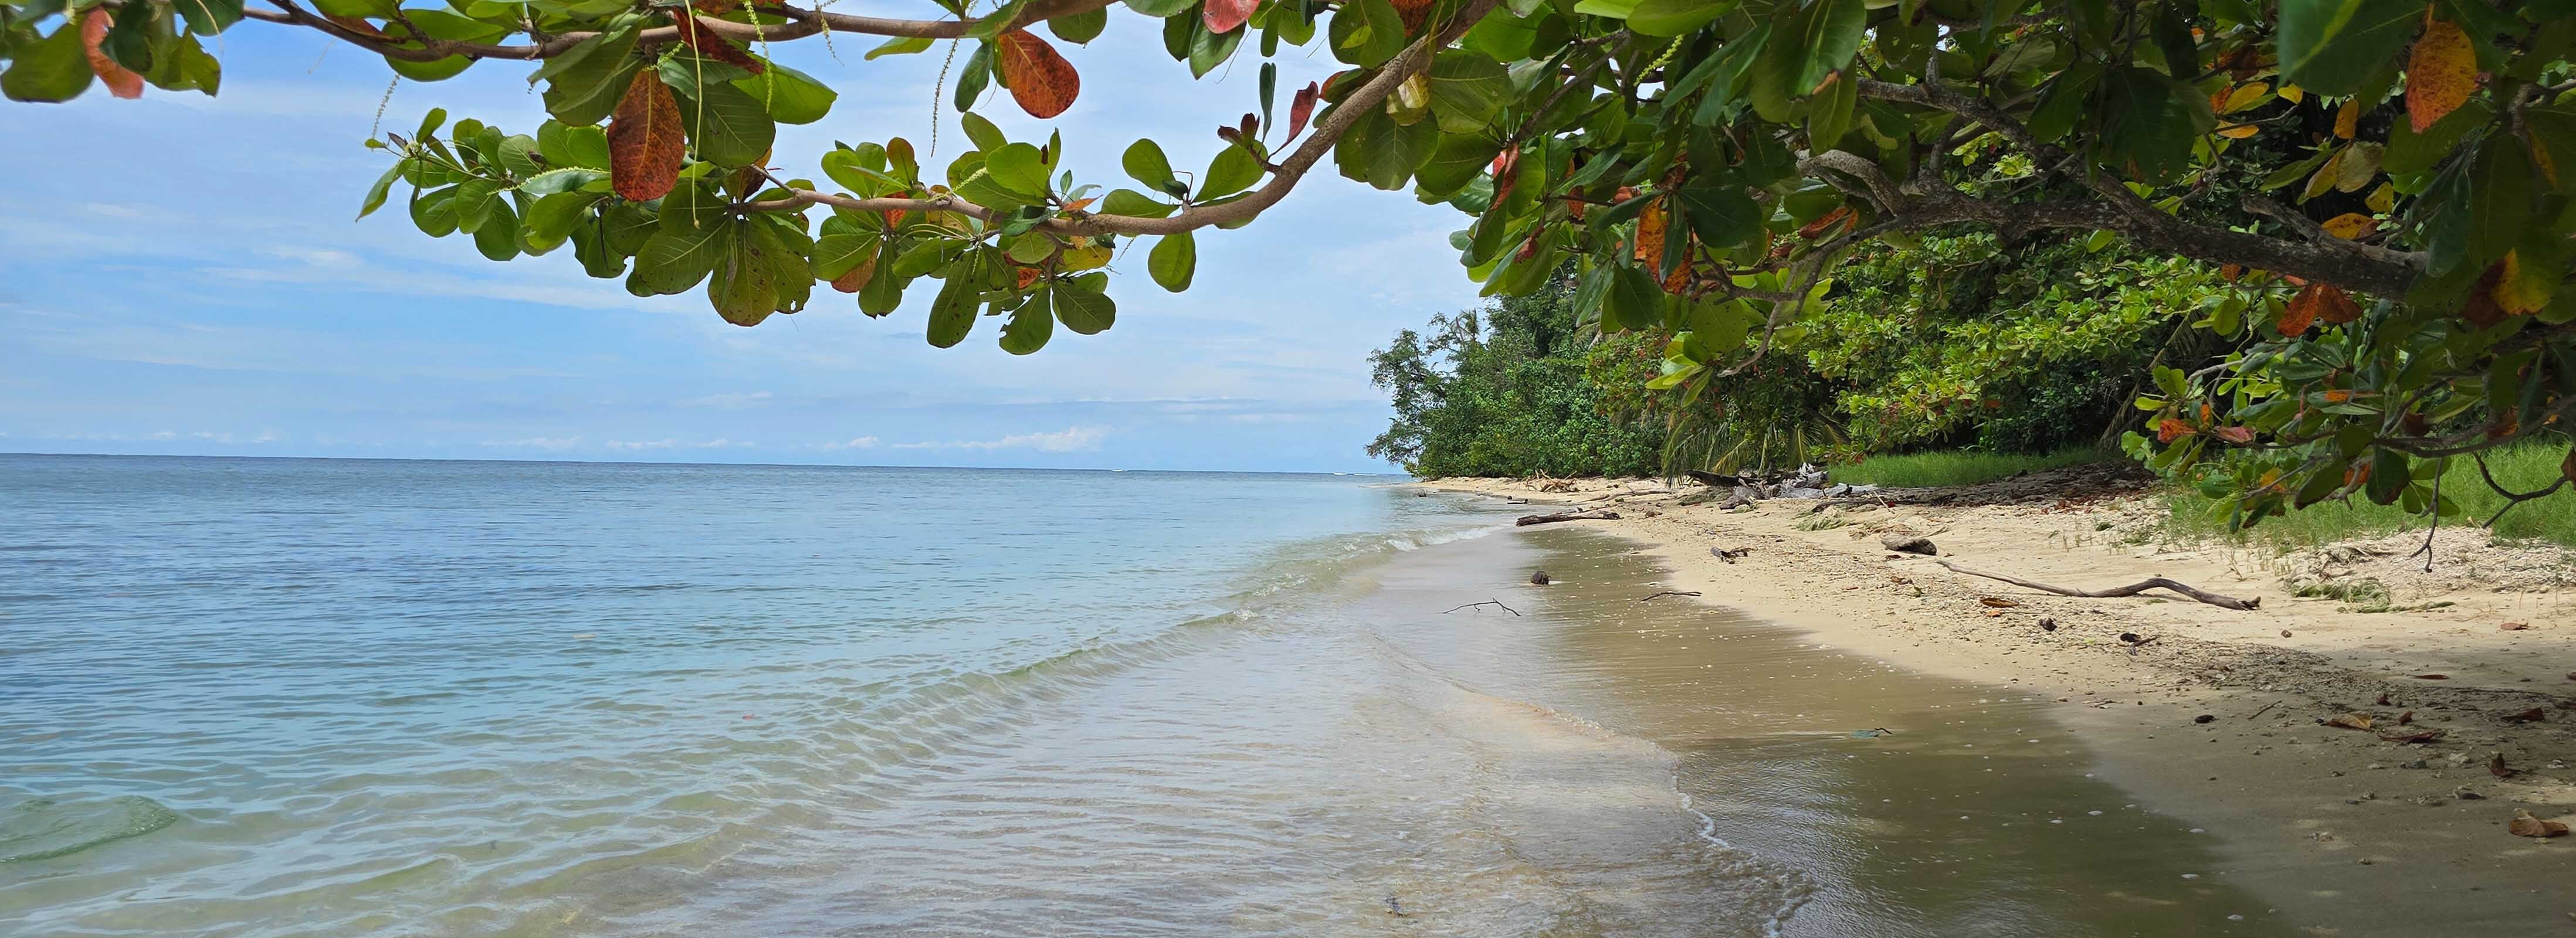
[5,456,2286,936]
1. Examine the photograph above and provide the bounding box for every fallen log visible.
[1517,509,1622,526]
[1936,560,2261,611]
[1685,470,1745,488]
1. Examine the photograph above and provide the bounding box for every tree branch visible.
[748,0,1504,238]
[233,0,1120,62]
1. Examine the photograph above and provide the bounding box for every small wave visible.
[0,794,182,863]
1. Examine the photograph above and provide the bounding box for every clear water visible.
[2,456,2282,937]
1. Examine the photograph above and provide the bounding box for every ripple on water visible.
[0,794,183,864]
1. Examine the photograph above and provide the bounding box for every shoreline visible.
[1416,474,2576,936]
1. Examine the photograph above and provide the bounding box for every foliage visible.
[2159,437,2576,549]
[1368,283,1661,477]
[1828,446,2108,488]
[1802,233,2223,453]
[6,0,2575,530]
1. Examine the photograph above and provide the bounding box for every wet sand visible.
[1368,526,2296,936]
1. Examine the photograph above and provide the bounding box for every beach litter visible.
[2507,811,2569,838]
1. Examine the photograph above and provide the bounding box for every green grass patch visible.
[1828,447,2114,489]
[2161,440,2576,550]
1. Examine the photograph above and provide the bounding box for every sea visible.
[1,455,2287,937]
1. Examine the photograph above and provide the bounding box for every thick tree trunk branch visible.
[1854,77,2425,297]
[235,0,1120,62]
[749,0,1503,239]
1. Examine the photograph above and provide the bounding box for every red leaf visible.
[1202,0,1256,35]
[80,11,143,100]
[2212,426,2256,444]
[1487,148,1519,210]
[668,11,765,74]
[2156,419,2194,443]
[996,30,1079,119]
[2405,18,2475,133]
[2279,281,2337,335]
[1390,0,1435,32]
[1798,205,1853,240]
[607,70,685,202]
[1287,81,1320,141]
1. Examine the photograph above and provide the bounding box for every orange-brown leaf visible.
[2322,712,2374,730]
[2509,811,2570,838]
[2219,263,2242,281]
[2461,261,2510,328]
[1390,0,1436,33]
[607,70,685,202]
[2331,98,2360,139]
[2405,18,2475,133]
[2317,283,2361,323]
[1799,205,1855,240]
[996,30,1079,119]
[2279,283,2322,335]
[2157,419,2194,443]
[1634,199,1667,276]
[2212,426,2256,444]
[80,11,143,100]
[1202,0,1257,33]
[669,11,765,74]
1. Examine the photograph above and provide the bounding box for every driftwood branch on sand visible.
[1443,599,1521,616]
[1516,509,1622,526]
[1638,590,1703,602]
[1936,560,2262,611]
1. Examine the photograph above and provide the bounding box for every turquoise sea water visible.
[3,455,2284,937]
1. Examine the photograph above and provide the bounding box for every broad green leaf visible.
[1202,145,1263,199]
[734,62,837,125]
[1428,50,1511,133]
[1000,290,1056,354]
[985,142,1052,198]
[677,82,775,167]
[538,121,613,169]
[1627,0,1736,38]
[1149,230,1197,291]
[926,273,980,348]
[358,162,405,220]
[541,29,642,124]
[628,222,728,295]
[1674,180,1761,249]
[1123,139,1183,196]
[1050,6,1109,43]
[1,23,91,103]
[2277,0,2421,97]
[1101,188,1178,217]
[868,36,934,59]
[1053,278,1117,334]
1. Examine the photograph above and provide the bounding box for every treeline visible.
[1370,235,2231,478]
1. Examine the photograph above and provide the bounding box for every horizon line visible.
[0,450,1410,477]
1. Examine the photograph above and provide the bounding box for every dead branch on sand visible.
[1936,560,2262,611]
[1443,599,1521,616]
[1517,509,1622,526]
[1638,590,1703,602]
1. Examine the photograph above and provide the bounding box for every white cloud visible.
[482,436,584,450]
[604,437,754,450]
[818,436,880,450]
[891,424,1109,453]
[680,390,775,408]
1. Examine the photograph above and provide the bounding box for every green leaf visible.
[1149,230,1197,291]
[1627,0,1736,38]
[1337,109,1437,191]
[519,167,607,195]
[677,81,776,167]
[960,111,1009,154]
[867,36,934,59]
[358,162,405,220]
[2,23,93,103]
[709,219,798,327]
[1202,145,1263,199]
[985,142,1052,198]
[1428,50,1511,134]
[1049,6,1109,43]
[812,230,883,279]
[541,29,642,125]
[2385,98,2487,175]
[733,62,837,125]
[926,272,981,348]
[2469,138,2535,265]
[538,121,612,169]
[1806,70,1856,151]
[1329,0,1407,69]
[1000,289,1057,354]
[526,192,603,248]
[627,222,730,295]
[172,0,246,35]
[1053,277,1117,334]
[1674,180,1761,249]
[2276,0,2421,97]
[1781,0,1865,95]
[1416,134,1504,198]
[1123,139,1182,196]
[1101,188,1178,217]
[1189,19,1246,78]
[472,197,522,261]
[955,42,993,111]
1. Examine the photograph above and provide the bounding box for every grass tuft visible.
[2160,440,2576,550]
[1828,447,2113,489]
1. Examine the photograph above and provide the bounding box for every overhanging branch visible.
[234,0,1120,62]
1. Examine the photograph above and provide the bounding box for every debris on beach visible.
[2490,753,2516,778]
[1529,570,1551,586]
[1979,597,2021,609]
[2379,729,2445,744]
[1516,508,1621,527]
[1882,534,1938,555]
[2322,713,2375,730]
[1850,728,1894,738]
[2507,810,2570,838]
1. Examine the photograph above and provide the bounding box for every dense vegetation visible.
[6,0,2573,534]
[1368,280,1663,477]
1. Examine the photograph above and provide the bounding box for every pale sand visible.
[1418,473,2576,936]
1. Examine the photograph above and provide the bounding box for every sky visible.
[0,7,1488,472]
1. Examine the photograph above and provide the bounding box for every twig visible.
[1936,560,2262,610]
[2249,700,2282,721]
[2406,467,2443,572]
[1443,599,1521,616]
[1638,590,1703,602]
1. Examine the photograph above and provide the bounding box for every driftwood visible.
[1937,560,2262,611]
[1443,599,1521,616]
[1517,509,1622,526]
[1711,546,1751,563]
[1685,470,1746,488]
[1638,590,1703,602]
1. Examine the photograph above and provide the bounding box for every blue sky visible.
[0,8,1484,472]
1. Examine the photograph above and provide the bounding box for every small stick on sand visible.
[1936,560,2261,611]
[1638,590,1703,602]
[1443,599,1521,616]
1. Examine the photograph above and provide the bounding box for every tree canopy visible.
[4,0,2572,528]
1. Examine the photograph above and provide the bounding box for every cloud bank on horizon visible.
[0,11,1480,473]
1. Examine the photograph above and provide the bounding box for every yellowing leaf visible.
[2496,249,2556,315]
[2217,123,2260,138]
[2303,148,2343,202]
[2333,98,2360,139]
[2405,18,2476,134]
[2222,81,2270,114]
[2277,84,2304,104]
[1634,198,1668,277]
[2367,182,2397,213]
[2321,213,2376,239]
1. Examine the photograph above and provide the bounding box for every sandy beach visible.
[1418,471,2576,936]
